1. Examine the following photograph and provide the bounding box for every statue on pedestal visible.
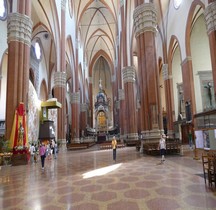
[18,122,24,146]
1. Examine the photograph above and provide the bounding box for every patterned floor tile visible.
[0,146,216,210]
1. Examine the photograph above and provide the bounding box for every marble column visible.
[6,5,32,139]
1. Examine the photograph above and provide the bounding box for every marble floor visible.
[0,145,216,210]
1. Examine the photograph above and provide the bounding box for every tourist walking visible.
[159,134,166,163]
[39,143,46,170]
[112,136,117,162]
[29,143,35,164]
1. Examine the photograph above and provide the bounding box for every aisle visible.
[0,147,215,210]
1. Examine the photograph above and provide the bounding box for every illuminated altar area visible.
[94,79,111,142]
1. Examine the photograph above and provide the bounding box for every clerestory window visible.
[35,42,41,60]
[174,0,182,10]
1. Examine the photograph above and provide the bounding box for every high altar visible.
[94,80,111,142]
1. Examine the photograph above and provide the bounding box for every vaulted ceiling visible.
[74,0,118,65]
[31,0,171,70]
[74,0,170,65]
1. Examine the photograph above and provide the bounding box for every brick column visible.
[181,57,196,119]
[163,64,174,137]
[71,92,80,143]
[53,0,67,146]
[122,66,138,141]
[54,72,66,144]
[119,0,127,140]
[204,2,216,100]
[6,10,32,139]
[118,89,126,140]
[134,3,163,141]
[80,103,87,135]
[88,76,93,127]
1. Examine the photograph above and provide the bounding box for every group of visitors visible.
[29,140,58,170]
[31,134,167,170]
[111,134,167,164]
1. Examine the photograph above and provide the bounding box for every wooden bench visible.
[125,140,137,146]
[99,141,125,150]
[142,142,181,156]
[0,152,12,165]
[143,143,160,155]
[67,142,95,150]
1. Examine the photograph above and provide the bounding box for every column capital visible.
[115,100,120,110]
[162,64,171,81]
[54,71,67,88]
[81,103,87,112]
[61,0,66,10]
[7,13,33,47]
[118,89,125,101]
[133,3,157,37]
[122,66,136,83]
[89,77,93,84]
[204,1,216,34]
[111,75,116,83]
[116,35,119,46]
[120,0,124,7]
[181,56,192,66]
[70,92,80,104]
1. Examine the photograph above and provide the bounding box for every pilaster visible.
[204,2,216,98]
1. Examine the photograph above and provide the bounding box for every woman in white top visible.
[159,134,166,162]
[29,143,35,163]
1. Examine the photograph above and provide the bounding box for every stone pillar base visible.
[167,130,174,139]
[120,134,126,142]
[74,138,80,143]
[141,129,164,143]
[125,133,139,140]
[57,138,67,151]
[124,133,139,145]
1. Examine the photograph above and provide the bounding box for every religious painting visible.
[97,111,106,130]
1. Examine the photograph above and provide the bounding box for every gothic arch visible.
[185,1,205,57]
[29,68,35,87]
[39,79,48,101]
